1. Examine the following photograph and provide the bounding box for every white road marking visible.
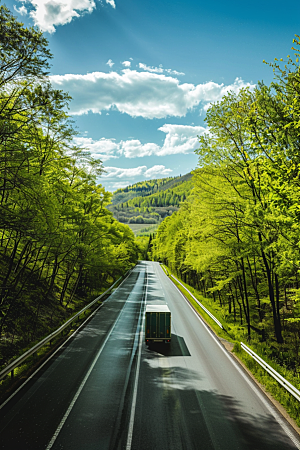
[126,270,148,450]
[0,304,102,412]
[0,272,133,412]
[165,267,300,449]
[45,284,134,450]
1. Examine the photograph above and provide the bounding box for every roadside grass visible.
[161,264,300,429]
[233,343,300,424]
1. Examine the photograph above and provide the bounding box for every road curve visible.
[0,261,299,450]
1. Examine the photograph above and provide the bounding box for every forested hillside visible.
[111,173,192,205]
[0,6,140,366]
[109,173,193,224]
[152,36,300,369]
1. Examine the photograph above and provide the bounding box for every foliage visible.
[152,36,300,368]
[109,175,193,224]
[111,173,192,205]
[0,6,139,365]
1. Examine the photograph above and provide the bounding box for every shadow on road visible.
[146,334,191,357]
[135,358,298,450]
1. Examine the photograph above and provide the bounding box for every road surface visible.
[0,261,299,449]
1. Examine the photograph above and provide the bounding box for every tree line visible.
[123,190,187,208]
[109,178,192,224]
[0,6,139,350]
[152,37,300,365]
[111,177,176,205]
[111,173,192,206]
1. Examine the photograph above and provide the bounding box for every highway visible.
[0,261,299,449]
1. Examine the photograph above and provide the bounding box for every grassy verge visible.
[162,264,300,429]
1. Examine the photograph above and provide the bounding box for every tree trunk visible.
[258,233,283,343]
[241,257,251,339]
[0,235,20,303]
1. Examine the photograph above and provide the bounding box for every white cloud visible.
[103,165,172,179]
[103,166,147,178]
[50,70,255,119]
[17,0,115,33]
[138,63,164,74]
[75,124,207,161]
[120,140,160,158]
[122,61,131,67]
[14,5,28,15]
[74,136,119,161]
[108,181,131,190]
[138,63,185,76]
[144,165,172,178]
[157,124,206,156]
[106,59,114,68]
[106,0,116,8]
[117,125,206,158]
[165,68,185,76]
[190,77,254,104]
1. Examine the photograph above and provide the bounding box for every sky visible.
[5,0,300,191]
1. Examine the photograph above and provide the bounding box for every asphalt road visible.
[0,261,299,450]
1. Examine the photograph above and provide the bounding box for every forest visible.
[110,173,191,205]
[152,36,300,372]
[109,173,192,224]
[0,6,140,367]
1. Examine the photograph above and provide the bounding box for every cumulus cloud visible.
[103,165,172,179]
[157,124,206,156]
[144,165,172,178]
[109,181,131,190]
[16,0,115,33]
[74,136,119,161]
[14,5,28,15]
[103,166,147,178]
[50,69,255,119]
[122,61,131,67]
[118,125,206,157]
[120,140,160,158]
[75,124,206,161]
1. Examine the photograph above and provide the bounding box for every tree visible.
[0,6,139,346]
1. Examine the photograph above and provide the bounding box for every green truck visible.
[145,304,171,345]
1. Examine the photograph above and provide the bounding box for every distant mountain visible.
[108,173,193,225]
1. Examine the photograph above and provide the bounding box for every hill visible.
[108,173,193,227]
[111,173,192,205]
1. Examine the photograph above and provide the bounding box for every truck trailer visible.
[145,304,171,345]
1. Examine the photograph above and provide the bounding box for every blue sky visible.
[5,0,300,191]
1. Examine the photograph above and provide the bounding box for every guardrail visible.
[241,342,300,402]
[0,275,124,382]
[170,274,223,329]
